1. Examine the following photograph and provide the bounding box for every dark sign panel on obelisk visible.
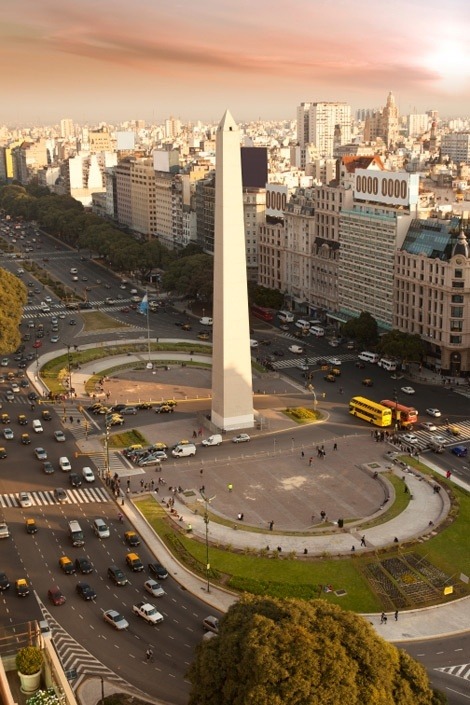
[211,110,254,431]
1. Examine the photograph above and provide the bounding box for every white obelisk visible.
[211,110,254,430]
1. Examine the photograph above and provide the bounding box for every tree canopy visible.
[0,268,27,354]
[341,311,378,347]
[188,596,439,705]
[378,330,424,363]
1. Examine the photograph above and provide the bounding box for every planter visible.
[18,670,41,694]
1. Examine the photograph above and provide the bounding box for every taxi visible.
[324,374,336,383]
[362,378,374,387]
[0,447,7,459]
[26,518,38,534]
[59,556,76,574]
[330,367,341,377]
[124,531,141,547]
[125,552,144,572]
[15,578,30,597]
[21,433,31,445]
[1,413,10,424]
[17,414,28,425]
[41,410,52,421]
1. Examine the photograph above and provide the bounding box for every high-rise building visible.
[441,133,470,164]
[211,110,254,431]
[304,102,352,157]
[364,92,400,147]
[60,118,74,139]
[296,102,311,147]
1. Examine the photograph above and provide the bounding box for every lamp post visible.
[393,387,398,431]
[66,345,72,397]
[200,490,215,593]
[103,423,110,481]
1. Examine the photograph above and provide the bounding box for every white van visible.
[278,311,294,323]
[201,434,223,447]
[172,443,197,458]
[295,319,310,330]
[200,317,213,326]
[70,267,78,274]
[93,518,110,538]
[358,352,380,363]
[378,358,397,372]
[32,419,43,433]
[309,326,325,337]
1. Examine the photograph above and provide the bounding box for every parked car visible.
[232,434,250,443]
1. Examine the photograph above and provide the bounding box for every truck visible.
[201,434,223,447]
[132,601,164,624]
[172,443,197,458]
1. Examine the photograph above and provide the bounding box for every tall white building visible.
[296,103,311,147]
[301,102,352,157]
[441,133,470,164]
[60,118,74,139]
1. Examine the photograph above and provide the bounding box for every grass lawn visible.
[107,429,148,448]
[81,310,127,331]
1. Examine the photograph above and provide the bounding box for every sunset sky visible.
[2,0,469,126]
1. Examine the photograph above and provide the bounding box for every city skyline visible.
[2,0,470,125]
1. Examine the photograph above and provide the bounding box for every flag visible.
[138,293,148,315]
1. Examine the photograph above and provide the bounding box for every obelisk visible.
[211,110,254,430]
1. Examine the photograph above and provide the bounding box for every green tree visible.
[188,596,437,705]
[341,311,378,347]
[163,254,214,301]
[0,268,27,353]
[378,330,424,363]
[248,284,284,309]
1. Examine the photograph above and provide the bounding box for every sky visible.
[1,0,470,126]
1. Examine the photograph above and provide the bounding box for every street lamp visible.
[393,387,399,431]
[103,423,111,481]
[66,345,72,397]
[199,490,216,593]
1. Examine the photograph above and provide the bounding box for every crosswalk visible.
[0,486,110,508]
[271,353,358,369]
[435,663,470,681]
[399,419,470,452]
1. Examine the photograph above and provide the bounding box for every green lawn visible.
[81,310,127,331]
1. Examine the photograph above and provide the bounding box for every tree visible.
[0,268,27,354]
[248,284,284,310]
[188,596,437,705]
[341,311,378,347]
[378,330,424,363]
[163,254,214,301]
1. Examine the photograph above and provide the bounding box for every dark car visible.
[148,562,169,580]
[451,446,468,458]
[124,531,141,547]
[107,566,128,586]
[76,581,96,600]
[27,392,38,401]
[362,378,374,387]
[48,585,66,606]
[69,473,82,488]
[0,572,10,591]
[110,404,127,413]
[43,461,54,474]
[75,557,94,574]
[273,350,285,357]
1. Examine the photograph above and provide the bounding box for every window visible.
[450,335,462,344]
[451,295,464,303]
[450,307,463,318]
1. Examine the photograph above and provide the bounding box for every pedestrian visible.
[126,479,130,487]
[227,483,233,492]
[77,418,80,424]
[277,546,282,552]
[394,537,399,543]
[301,451,305,458]
[200,485,205,493]
[394,610,398,621]
[309,457,313,467]
[237,513,244,521]
[146,648,153,662]
[383,615,388,624]
[380,612,385,624]
[151,480,155,489]
[69,415,73,423]
[446,470,451,479]
[140,479,144,489]
[333,442,337,451]
[192,430,197,439]
[198,427,203,436]
[360,535,366,547]
[320,510,326,522]
[126,486,130,494]
[404,484,408,493]
[351,545,355,552]
[269,520,274,531]
[200,468,204,475]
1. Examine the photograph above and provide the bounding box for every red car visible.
[120,307,130,313]
[32,340,42,349]
[48,585,66,606]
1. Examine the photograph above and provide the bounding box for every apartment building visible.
[296,102,352,157]
[395,218,470,375]
[441,133,470,165]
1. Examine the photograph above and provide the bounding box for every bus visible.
[380,400,418,428]
[251,305,273,322]
[349,396,392,427]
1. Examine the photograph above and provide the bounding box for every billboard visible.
[241,147,268,188]
[266,184,288,217]
[354,170,419,207]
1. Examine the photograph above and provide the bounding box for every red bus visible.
[380,400,418,428]
[251,305,273,322]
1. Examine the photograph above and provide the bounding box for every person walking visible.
[269,520,274,531]
[360,535,366,547]
[309,457,313,467]
[146,648,153,662]
[394,610,398,621]
[333,442,337,451]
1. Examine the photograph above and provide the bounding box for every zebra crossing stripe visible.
[0,487,109,507]
[435,663,470,680]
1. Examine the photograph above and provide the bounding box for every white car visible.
[420,421,437,432]
[426,408,441,418]
[431,434,447,446]
[103,609,129,631]
[19,491,33,508]
[203,616,220,634]
[232,433,250,443]
[54,430,66,442]
[59,456,72,472]
[401,433,419,444]
[132,601,164,624]
[250,340,258,348]
[11,383,20,393]
[82,467,95,483]
[288,345,304,354]
[327,357,342,366]
[144,579,166,598]
[401,386,415,395]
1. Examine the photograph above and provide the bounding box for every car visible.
[426,408,441,418]
[107,415,124,426]
[3,428,13,440]
[451,446,468,458]
[355,361,366,369]
[21,433,31,445]
[232,433,250,444]
[202,616,220,634]
[28,392,39,401]
[327,357,342,366]
[75,557,94,574]
[421,421,437,432]
[0,358,9,367]
[54,430,66,443]
[120,406,138,415]
[288,345,304,354]
[107,566,128,586]
[48,586,66,606]
[132,601,164,624]
[148,562,168,580]
[197,332,210,341]
[401,386,415,395]
[16,578,30,597]
[41,410,52,421]
[32,340,42,349]
[1,413,10,424]
[59,556,76,574]
[126,552,144,572]
[448,425,461,437]
[0,572,10,591]
[82,467,95,482]
[144,579,165,598]
[11,383,20,393]
[17,414,27,425]
[18,491,32,508]
[362,378,374,387]
[103,609,129,630]
[25,518,38,534]
[69,319,77,326]
[5,391,14,402]
[53,487,67,502]
[124,531,141,547]
[0,447,7,459]
[59,456,72,472]
[401,433,419,444]
[136,401,153,410]
[120,307,130,313]
[44,295,52,303]
[34,447,47,460]
[110,404,127,413]
[43,461,54,474]
[59,313,66,319]
[154,404,174,414]
[76,581,96,600]
[69,473,82,488]
[50,335,60,344]
[297,363,309,371]
[20,380,29,388]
